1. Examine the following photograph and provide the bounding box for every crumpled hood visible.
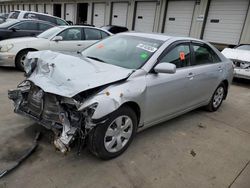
[25,50,133,98]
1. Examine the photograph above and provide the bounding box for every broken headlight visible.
[83,103,98,117]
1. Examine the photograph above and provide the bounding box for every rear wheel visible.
[15,50,29,71]
[88,106,137,160]
[206,83,226,112]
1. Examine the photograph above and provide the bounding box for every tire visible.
[205,83,226,112]
[88,106,138,160]
[15,50,29,71]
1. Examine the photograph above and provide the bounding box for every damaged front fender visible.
[78,70,147,122]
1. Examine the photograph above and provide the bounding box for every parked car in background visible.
[8,10,68,26]
[0,16,6,24]
[0,13,9,24]
[0,26,112,70]
[101,25,128,34]
[0,19,56,41]
[8,33,234,159]
[222,44,250,80]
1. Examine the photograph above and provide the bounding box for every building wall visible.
[0,0,249,45]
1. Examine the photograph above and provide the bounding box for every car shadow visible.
[0,67,20,73]
[233,78,250,88]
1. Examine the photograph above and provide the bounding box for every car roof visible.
[11,10,65,20]
[56,25,113,33]
[120,32,204,43]
[15,18,56,25]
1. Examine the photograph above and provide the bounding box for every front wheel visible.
[88,106,137,160]
[206,83,226,112]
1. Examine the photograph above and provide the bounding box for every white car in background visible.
[222,44,250,80]
[0,26,112,70]
[8,10,68,26]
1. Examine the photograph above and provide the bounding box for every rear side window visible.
[159,44,191,68]
[24,13,39,19]
[191,44,221,66]
[84,28,102,40]
[38,23,53,31]
[37,14,56,24]
[13,21,38,30]
[100,31,109,39]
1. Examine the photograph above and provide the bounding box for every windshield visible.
[0,19,19,28]
[37,27,63,39]
[81,35,164,69]
[236,45,250,51]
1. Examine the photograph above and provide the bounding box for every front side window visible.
[159,44,191,68]
[191,44,220,66]
[82,35,163,69]
[57,28,82,40]
[13,21,38,30]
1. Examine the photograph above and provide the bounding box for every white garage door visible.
[24,4,29,11]
[30,4,36,11]
[65,4,76,24]
[93,3,106,27]
[203,0,249,45]
[164,0,195,37]
[45,4,52,15]
[14,4,18,10]
[37,4,44,13]
[134,2,157,32]
[18,4,24,10]
[111,2,128,27]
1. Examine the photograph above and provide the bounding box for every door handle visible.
[77,44,82,46]
[218,66,223,72]
[187,72,194,80]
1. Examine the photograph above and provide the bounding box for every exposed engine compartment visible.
[8,81,95,154]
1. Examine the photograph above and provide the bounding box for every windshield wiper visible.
[87,56,105,63]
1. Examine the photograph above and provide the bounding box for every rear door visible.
[187,42,224,105]
[8,21,40,38]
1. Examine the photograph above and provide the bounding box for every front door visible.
[144,42,195,125]
[49,27,85,52]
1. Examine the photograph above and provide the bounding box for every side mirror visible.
[154,62,176,74]
[52,36,63,42]
[9,27,19,32]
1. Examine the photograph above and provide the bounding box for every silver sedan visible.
[8,33,234,159]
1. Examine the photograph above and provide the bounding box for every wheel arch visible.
[15,48,38,66]
[221,79,229,99]
[121,101,141,125]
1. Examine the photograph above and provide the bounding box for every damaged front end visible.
[8,81,98,154]
[222,48,250,80]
